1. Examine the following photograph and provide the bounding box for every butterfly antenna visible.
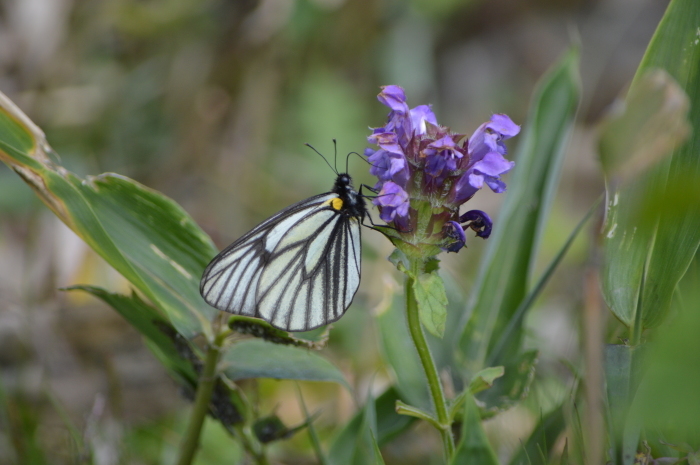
[333,139,339,173]
[305,143,338,175]
[347,151,375,175]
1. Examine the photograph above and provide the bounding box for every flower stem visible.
[176,335,223,465]
[405,275,455,461]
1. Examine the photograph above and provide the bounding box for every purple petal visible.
[373,181,410,222]
[487,114,520,138]
[484,176,507,193]
[442,221,466,252]
[428,135,458,151]
[378,85,408,113]
[468,171,484,189]
[459,210,492,238]
[410,105,437,136]
[471,152,515,177]
[451,172,479,204]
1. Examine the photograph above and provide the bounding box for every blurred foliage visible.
[2,0,696,464]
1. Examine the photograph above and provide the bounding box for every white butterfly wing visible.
[200,192,361,331]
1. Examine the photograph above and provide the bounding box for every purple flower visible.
[460,210,492,239]
[366,132,409,187]
[452,151,515,203]
[410,105,438,137]
[443,221,466,252]
[450,114,519,204]
[377,85,409,113]
[423,135,463,185]
[366,85,519,256]
[373,181,410,223]
[372,86,438,150]
[468,113,520,162]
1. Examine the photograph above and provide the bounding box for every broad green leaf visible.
[508,404,567,465]
[449,393,499,465]
[414,272,448,338]
[629,256,700,442]
[221,339,348,387]
[601,0,700,331]
[0,91,218,338]
[599,69,690,182]
[457,48,581,373]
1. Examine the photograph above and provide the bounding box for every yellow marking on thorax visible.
[330,197,344,210]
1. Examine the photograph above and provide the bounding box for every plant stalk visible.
[405,276,455,460]
[176,336,223,465]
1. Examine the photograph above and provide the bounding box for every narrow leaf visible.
[394,401,440,429]
[413,272,448,338]
[457,48,581,372]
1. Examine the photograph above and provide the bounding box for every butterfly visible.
[200,172,366,332]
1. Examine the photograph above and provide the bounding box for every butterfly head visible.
[331,173,366,218]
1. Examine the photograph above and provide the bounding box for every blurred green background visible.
[0,0,672,463]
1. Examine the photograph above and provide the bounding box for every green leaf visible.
[449,393,499,465]
[220,339,348,387]
[560,440,569,465]
[373,387,416,445]
[468,366,505,395]
[394,400,440,429]
[477,350,538,419]
[297,385,329,465]
[0,92,218,338]
[413,272,448,338]
[387,248,412,276]
[599,69,690,181]
[600,0,700,332]
[448,366,504,421]
[457,48,581,372]
[604,344,647,465]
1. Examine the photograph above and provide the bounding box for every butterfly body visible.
[200,174,365,332]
